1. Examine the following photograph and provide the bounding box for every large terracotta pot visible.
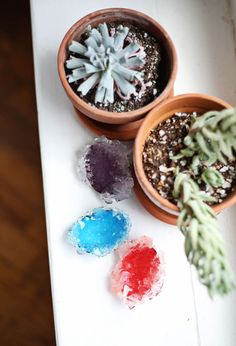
[58,8,177,138]
[133,93,236,225]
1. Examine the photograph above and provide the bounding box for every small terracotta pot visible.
[74,107,142,141]
[58,8,177,127]
[133,93,236,225]
[75,88,174,141]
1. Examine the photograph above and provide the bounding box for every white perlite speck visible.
[159,130,165,137]
[159,165,175,173]
[219,166,228,173]
[222,181,231,189]
[217,188,226,196]
[153,88,157,95]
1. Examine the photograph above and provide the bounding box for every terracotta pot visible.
[75,107,142,141]
[133,93,236,225]
[75,88,174,141]
[58,8,177,127]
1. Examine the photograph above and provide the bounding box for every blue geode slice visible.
[77,137,134,203]
[68,207,131,256]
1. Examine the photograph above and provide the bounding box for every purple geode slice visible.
[77,137,134,203]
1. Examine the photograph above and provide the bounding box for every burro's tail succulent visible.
[172,107,236,166]
[173,172,235,296]
[66,23,146,104]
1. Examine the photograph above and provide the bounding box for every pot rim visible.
[134,93,236,215]
[57,7,177,123]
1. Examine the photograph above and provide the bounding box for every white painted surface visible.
[30,1,236,345]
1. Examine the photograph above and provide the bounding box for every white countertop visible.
[30,0,236,345]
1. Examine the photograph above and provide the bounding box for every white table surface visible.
[30,0,236,345]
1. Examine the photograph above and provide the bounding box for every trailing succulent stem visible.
[173,172,235,296]
[171,107,236,296]
[172,108,236,168]
[66,23,146,104]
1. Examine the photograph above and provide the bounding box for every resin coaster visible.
[133,175,177,225]
[68,208,131,256]
[111,236,164,308]
[77,136,134,203]
[74,107,142,141]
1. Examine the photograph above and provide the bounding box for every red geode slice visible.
[111,236,164,308]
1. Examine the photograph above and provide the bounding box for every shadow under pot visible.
[133,93,236,225]
[57,8,177,140]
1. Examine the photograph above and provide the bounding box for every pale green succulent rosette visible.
[66,23,146,104]
[173,172,235,296]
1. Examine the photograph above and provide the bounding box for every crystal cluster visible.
[68,207,130,256]
[77,137,134,202]
[111,236,164,308]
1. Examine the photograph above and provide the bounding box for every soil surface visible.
[66,22,162,112]
[143,112,236,205]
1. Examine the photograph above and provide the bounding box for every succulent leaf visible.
[174,172,235,296]
[112,71,136,96]
[201,167,225,188]
[72,67,91,79]
[66,57,88,69]
[66,23,146,104]
[117,42,141,59]
[78,73,101,96]
[114,26,129,50]
[68,69,91,82]
[123,56,145,68]
[174,108,236,166]
[69,40,87,54]
[90,28,102,44]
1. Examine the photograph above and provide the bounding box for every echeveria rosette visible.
[173,172,235,296]
[66,23,146,104]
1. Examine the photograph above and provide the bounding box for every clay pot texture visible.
[58,8,177,125]
[74,108,143,141]
[75,89,174,141]
[133,93,236,225]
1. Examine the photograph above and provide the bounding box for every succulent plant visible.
[66,23,146,104]
[167,108,236,295]
[201,167,225,189]
[172,108,236,166]
[173,172,235,296]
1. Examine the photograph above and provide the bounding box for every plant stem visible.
[174,172,235,296]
